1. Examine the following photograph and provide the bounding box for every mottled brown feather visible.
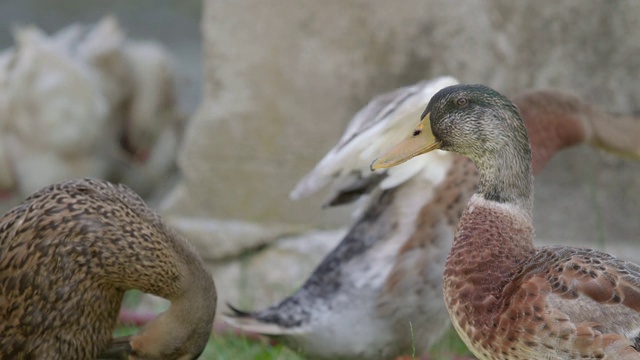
[0,178,216,360]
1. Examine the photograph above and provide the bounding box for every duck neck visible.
[445,119,536,305]
[130,260,217,359]
[475,143,534,214]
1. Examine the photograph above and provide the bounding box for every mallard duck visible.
[225,77,640,359]
[371,84,640,359]
[0,178,216,359]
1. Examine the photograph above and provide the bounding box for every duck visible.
[371,83,640,359]
[0,178,216,359]
[0,17,181,210]
[0,25,111,201]
[224,77,640,359]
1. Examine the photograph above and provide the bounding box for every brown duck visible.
[0,178,216,359]
[372,84,640,359]
[226,77,640,359]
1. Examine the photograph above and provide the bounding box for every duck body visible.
[0,178,216,359]
[373,84,640,359]
[448,200,640,359]
[231,156,457,359]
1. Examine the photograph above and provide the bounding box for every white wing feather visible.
[290,76,459,203]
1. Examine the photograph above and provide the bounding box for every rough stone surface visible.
[212,229,345,313]
[162,0,640,264]
[164,215,308,261]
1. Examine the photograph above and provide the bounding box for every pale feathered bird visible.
[0,17,181,209]
[0,25,110,198]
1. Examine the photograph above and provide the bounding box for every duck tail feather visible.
[223,303,298,336]
[588,110,640,160]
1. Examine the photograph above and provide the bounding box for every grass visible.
[428,327,473,359]
[114,322,471,360]
[115,291,304,359]
[115,288,472,359]
[114,324,303,360]
[204,333,303,360]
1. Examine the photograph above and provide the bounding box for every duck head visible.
[371,84,530,169]
[372,84,533,208]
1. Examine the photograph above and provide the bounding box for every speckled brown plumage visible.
[445,198,640,359]
[372,84,640,359]
[0,178,216,359]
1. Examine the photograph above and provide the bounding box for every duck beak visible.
[370,113,441,171]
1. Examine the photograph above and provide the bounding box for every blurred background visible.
[0,0,202,110]
[0,0,201,211]
[2,1,640,359]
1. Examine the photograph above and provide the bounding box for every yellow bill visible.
[370,113,441,170]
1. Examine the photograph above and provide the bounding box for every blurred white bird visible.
[0,17,182,210]
[226,76,461,359]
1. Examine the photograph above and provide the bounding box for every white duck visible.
[0,25,110,199]
[0,17,182,208]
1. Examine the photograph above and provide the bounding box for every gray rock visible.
[163,0,640,266]
[164,215,309,261]
[209,229,345,316]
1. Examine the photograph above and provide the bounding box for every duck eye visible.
[456,98,467,106]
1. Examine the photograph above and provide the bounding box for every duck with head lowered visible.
[0,178,216,359]
[372,84,640,360]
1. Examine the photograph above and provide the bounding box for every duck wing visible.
[499,246,640,358]
[290,76,459,207]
